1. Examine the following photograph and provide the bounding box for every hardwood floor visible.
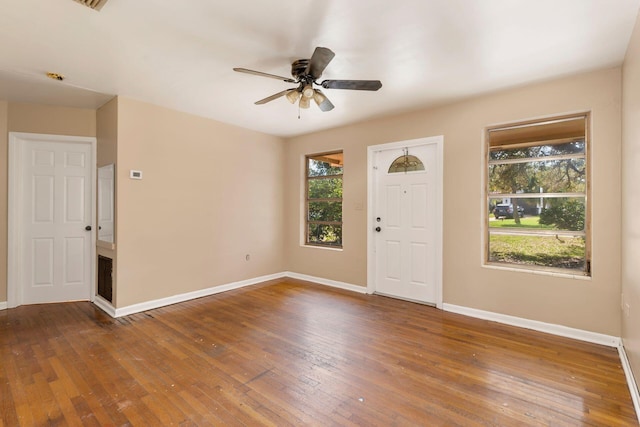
[1,279,637,426]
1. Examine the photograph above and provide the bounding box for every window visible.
[306,151,343,248]
[486,114,590,275]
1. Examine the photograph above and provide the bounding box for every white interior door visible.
[370,139,442,305]
[9,133,95,306]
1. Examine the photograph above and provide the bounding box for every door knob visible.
[375,227,381,232]
[85,225,92,231]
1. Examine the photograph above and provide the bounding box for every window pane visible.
[489,158,586,194]
[308,224,342,246]
[489,234,585,271]
[305,151,343,248]
[490,140,585,161]
[538,197,585,231]
[388,155,425,173]
[308,177,343,199]
[308,201,342,222]
[308,157,343,177]
[489,197,585,232]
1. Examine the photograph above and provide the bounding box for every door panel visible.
[33,238,54,286]
[386,185,401,226]
[33,176,54,222]
[64,237,85,284]
[386,240,401,280]
[411,184,427,228]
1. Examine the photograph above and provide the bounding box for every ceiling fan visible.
[233,47,382,112]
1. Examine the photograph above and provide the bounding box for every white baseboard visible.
[0,301,7,310]
[284,271,368,294]
[110,272,287,318]
[93,295,116,317]
[96,272,365,318]
[442,303,621,348]
[618,343,640,423]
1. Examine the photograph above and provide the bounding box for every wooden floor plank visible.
[0,279,637,426]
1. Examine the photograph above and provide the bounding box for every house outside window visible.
[306,151,343,248]
[486,114,590,275]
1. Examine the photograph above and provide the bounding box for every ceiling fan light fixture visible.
[312,89,326,105]
[299,96,311,109]
[233,46,382,112]
[302,84,314,98]
[285,90,301,104]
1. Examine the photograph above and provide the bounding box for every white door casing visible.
[8,133,96,308]
[367,137,443,307]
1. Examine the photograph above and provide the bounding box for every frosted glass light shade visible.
[286,90,301,104]
[299,96,311,109]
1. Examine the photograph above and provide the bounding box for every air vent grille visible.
[73,0,109,10]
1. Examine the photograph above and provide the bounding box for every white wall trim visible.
[0,301,7,310]
[443,303,621,347]
[284,271,367,294]
[618,343,640,423]
[110,272,287,317]
[93,295,116,318]
[96,272,366,318]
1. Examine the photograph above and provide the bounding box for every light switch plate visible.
[130,170,143,180]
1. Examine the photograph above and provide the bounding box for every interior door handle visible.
[85,225,92,231]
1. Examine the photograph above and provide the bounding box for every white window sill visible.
[301,244,343,252]
[483,263,591,281]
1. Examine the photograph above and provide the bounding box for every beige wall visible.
[114,97,286,307]
[7,102,96,137]
[285,67,622,336]
[97,98,117,167]
[622,10,640,396]
[0,101,96,304]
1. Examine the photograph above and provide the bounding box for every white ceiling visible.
[1,0,638,137]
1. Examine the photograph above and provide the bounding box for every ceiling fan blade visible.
[321,80,382,91]
[313,89,334,112]
[306,47,335,79]
[233,68,296,83]
[255,89,294,105]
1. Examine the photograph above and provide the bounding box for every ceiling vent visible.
[73,0,109,11]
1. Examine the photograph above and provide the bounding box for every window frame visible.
[484,113,591,276]
[305,150,344,249]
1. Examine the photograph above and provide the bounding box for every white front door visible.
[369,138,443,305]
[9,133,95,306]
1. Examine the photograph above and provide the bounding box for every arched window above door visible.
[388,149,425,173]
